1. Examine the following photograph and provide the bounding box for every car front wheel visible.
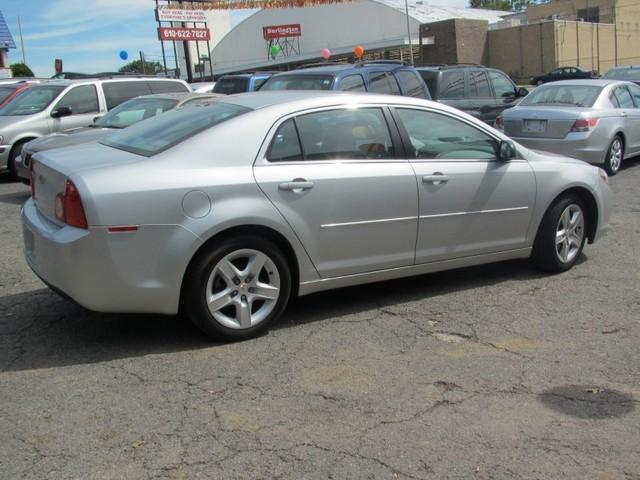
[532,196,587,272]
[604,136,623,176]
[183,235,292,341]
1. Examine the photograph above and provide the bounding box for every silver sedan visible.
[496,79,640,175]
[22,92,612,340]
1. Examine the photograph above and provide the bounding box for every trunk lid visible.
[31,142,145,223]
[503,107,601,139]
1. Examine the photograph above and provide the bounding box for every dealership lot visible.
[0,163,639,479]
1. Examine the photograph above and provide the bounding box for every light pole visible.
[404,0,414,65]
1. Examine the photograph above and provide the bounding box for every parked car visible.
[0,77,190,177]
[23,91,612,341]
[601,65,640,85]
[15,91,222,183]
[212,73,273,94]
[496,79,640,175]
[416,65,527,124]
[190,82,216,93]
[530,66,596,86]
[259,62,430,99]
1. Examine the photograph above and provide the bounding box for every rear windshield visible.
[0,85,65,116]
[602,68,640,80]
[101,102,251,156]
[260,74,334,91]
[519,85,602,107]
[94,97,178,129]
[213,77,249,94]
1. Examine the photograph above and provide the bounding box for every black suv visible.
[416,65,527,125]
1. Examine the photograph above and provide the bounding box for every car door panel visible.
[621,84,640,154]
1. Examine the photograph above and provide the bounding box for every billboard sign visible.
[158,27,211,41]
[262,24,302,40]
[156,8,207,23]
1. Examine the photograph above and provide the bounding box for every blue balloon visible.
[119,50,128,60]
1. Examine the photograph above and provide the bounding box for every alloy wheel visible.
[205,249,281,330]
[608,138,623,173]
[555,204,585,264]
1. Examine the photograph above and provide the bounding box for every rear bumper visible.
[512,135,606,165]
[22,198,201,315]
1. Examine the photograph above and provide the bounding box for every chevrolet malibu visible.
[23,92,612,340]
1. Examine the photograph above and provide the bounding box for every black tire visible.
[603,135,624,176]
[531,195,587,273]
[182,234,292,341]
[7,141,25,179]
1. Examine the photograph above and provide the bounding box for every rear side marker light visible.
[107,226,139,233]
[570,118,599,132]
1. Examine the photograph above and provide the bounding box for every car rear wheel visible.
[183,235,292,341]
[531,195,587,273]
[604,136,623,176]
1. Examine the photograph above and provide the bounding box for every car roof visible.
[270,63,407,77]
[39,78,185,87]
[219,72,273,79]
[539,79,629,87]
[607,65,640,70]
[135,92,220,102]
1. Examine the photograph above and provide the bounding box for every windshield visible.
[260,74,335,91]
[213,77,249,95]
[94,97,178,129]
[602,68,640,80]
[519,85,602,107]
[0,86,65,116]
[0,86,19,104]
[101,102,251,156]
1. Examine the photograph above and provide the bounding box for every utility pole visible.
[139,50,146,74]
[17,16,26,64]
[404,0,414,65]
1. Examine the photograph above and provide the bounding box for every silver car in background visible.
[15,91,222,183]
[22,92,612,341]
[496,79,640,175]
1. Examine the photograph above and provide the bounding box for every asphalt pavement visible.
[0,163,639,479]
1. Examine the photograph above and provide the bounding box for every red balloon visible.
[354,45,365,58]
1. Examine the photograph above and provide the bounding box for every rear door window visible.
[267,119,303,162]
[102,81,152,110]
[439,71,465,99]
[148,80,189,94]
[489,71,515,98]
[339,75,366,92]
[54,85,99,114]
[369,72,401,95]
[613,86,635,108]
[626,83,640,107]
[213,77,250,94]
[394,70,426,98]
[468,70,491,98]
[288,108,395,161]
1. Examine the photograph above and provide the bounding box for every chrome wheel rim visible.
[555,204,585,264]
[206,249,280,330]
[609,138,622,173]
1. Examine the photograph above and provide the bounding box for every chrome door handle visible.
[279,180,314,191]
[422,174,450,185]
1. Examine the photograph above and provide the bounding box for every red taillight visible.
[570,118,599,132]
[494,116,504,130]
[54,180,88,229]
[30,160,36,198]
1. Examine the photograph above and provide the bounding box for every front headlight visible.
[598,168,609,184]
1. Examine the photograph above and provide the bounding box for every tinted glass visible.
[520,85,602,107]
[369,72,400,95]
[626,83,640,106]
[468,70,491,97]
[102,81,152,110]
[0,86,17,104]
[259,74,334,91]
[101,103,251,157]
[253,77,269,91]
[489,71,515,98]
[295,108,394,160]
[395,70,427,98]
[439,71,465,99]
[396,108,497,160]
[339,74,366,92]
[55,85,99,114]
[603,68,640,81]
[213,77,249,94]
[267,119,303,162]
[148,80,189,94]
[417,70,438,98]
[614,87,635,108]
[95,97,178,129]
[0,86,65,116]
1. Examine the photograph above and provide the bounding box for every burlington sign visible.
[262,24,302,39]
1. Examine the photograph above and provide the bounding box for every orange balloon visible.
[354,45,364,58]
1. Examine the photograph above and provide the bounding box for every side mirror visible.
[517,87,529,97]
[498,140,517,161]
[51,106,72,118]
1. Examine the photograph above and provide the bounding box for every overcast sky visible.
[1,0,469,77]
